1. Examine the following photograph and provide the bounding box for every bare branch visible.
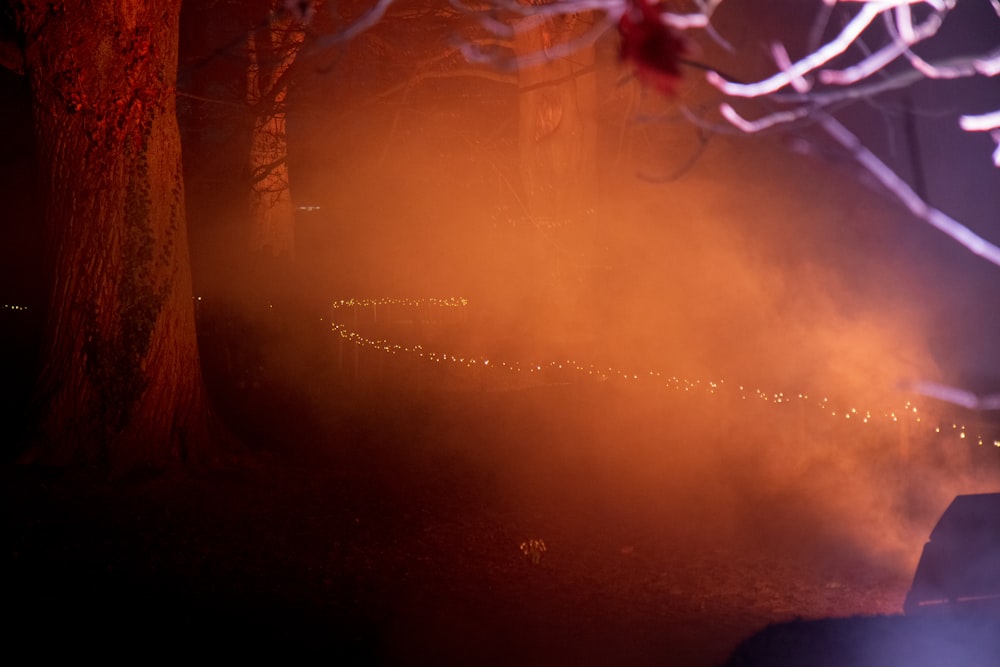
[818,112,1000,267]
[906,380,1000,411]
[460,12,616,72]
[307,0,398,53]
[818,7,944,86]
[706,2,891,97]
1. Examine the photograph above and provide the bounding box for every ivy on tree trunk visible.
[14,0,219,470]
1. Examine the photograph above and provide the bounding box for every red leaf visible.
[618,0,687,94]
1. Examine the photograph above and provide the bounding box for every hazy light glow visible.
[329,299,998,449]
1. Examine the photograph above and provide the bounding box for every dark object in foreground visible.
[904,492,1000,615]
[723,612,1000,667]
[725,492,1000,666]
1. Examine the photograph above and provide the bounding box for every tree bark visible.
[15,0,217,469]
[512,11,599,227]
[246,5,302,259]
[510,10,600,346]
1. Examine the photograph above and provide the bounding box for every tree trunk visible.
[510,11,600,347]
[512,12,599,227]
[16,1,217,469]
[246,6,302,259]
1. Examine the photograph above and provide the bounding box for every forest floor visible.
[4,314,1000,666]
[2,434,911,666]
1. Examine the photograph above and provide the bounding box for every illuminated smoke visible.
[250,4,1000,607]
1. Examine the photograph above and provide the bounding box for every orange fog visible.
[189,12,1000,587]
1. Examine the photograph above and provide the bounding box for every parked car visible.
[904,492,1000,615]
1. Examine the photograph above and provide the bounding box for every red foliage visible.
[618,0,686,94]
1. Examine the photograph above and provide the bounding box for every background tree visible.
[287,1,610,346]
[455,0,1000,408]
[9,1,220,469]
[246,6,305,259]
[180,0,305,273]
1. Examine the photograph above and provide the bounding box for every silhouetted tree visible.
[180,0,305,264]
[246,6,304,258]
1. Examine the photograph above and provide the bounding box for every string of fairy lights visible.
[3,298,997,449]
[330,297,1000,450]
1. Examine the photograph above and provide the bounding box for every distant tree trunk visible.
[15,1,218,469]
[246,6,303,259]
[510,10,600,345]
[512,11,599,227]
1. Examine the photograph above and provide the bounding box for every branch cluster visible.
[454,0,1000,268]
[705,1,1000,166]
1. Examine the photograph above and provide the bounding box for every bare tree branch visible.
[905,380,1000,411]
[448,0,1000,411]
[458,0,999,263]
[816,111,1000,267]
[307,0,398,52]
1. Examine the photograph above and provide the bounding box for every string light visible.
[332,297,468,310]
[330,297,1000,449]
[6,295,994,448]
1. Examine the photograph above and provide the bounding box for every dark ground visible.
[0,429,907,665]
[4,308,999,665]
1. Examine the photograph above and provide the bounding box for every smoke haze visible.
[186,6,1000,594]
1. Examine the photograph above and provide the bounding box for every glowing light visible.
[332,297,468,310]
[520,538,547,565]
[2,304,28,311]
[329,297,999,452]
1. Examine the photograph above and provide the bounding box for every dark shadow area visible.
[724,492,1000,666]
[1,396,755,665]
[905,492,1000,615]
[0,66,45,463]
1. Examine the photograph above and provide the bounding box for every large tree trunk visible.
[16,1,217,469]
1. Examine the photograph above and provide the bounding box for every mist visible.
[4,3,1000,663]
[164,11,1000,643]
[156,16,999,600]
